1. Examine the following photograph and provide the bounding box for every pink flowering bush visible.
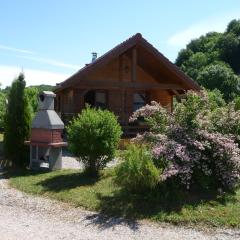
[131,90,240,191]
[130,101,170,134]
[209,103,240,143]
[150,129,240,190]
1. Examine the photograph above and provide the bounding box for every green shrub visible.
[206,89,226,110]
[234,96,240,110]
[209,103,240,142]
[115,144,159,192]
[67,107,122,176]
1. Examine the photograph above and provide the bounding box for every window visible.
[85,90,95,107]
[84,90,107,109]
[95,91,107,109]
[31,146,37,160]
[133,93,147,111]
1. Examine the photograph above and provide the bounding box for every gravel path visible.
[61,152,119,170]
[0,172,240,240]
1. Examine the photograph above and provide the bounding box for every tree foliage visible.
[197,63,240,101]
[25,85,54,116]
[25,87,39,115]
[0,84,54,124]
[4,73,31,167]
[176,19,240,101]
[0,92,6,129]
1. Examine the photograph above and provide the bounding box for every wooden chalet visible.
[55,33,200,136]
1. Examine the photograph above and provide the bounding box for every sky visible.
[0,0,240,88]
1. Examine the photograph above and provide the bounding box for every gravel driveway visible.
[0,172,240,240]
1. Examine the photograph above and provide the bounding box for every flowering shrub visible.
[131,90,240,191]
[130,101,170,134]
[209,103,240,143]
[150,129,240,190]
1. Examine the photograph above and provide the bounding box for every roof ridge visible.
[84,33,142,68]
[138,37,200,90]
[58,33,142,87]
[55,33,200,91]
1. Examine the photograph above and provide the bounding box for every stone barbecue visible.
[26,91,67,170]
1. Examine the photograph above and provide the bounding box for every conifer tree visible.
[4,73,31,167]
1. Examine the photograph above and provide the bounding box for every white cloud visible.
[0,44,81,70]
[0,44,35,54]
[0,65,70,88]
[14,55,80,70]
[0,52,81,71]
[168,10,240,48]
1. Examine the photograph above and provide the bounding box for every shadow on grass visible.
[95,184,237,221]
[2,168,50,179]
[5,166,238,228]
[37,172,98,192]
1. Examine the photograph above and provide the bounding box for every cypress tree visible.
[4,73,31,167]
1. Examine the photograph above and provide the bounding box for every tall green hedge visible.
[4,73,31,167]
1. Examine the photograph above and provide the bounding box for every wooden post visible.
[131,48,137,82]
[29,145,32,168]
[118,54,125,122]
[119,54,123,82]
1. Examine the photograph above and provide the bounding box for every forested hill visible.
[176,19,240,101]
[26,84,55,92]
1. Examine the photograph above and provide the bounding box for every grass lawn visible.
[9,169,240,228]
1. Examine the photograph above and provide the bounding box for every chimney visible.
[92,52,97,62]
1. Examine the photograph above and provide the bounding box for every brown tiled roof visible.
[56,33,200,91]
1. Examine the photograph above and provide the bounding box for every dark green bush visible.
[67,107,122,176]
[115,144,160,192]
[4,73,31,167]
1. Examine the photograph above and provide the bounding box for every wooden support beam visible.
[74,80,184,90]
[172,89,180,96]
[79,89,89,97]
[131,47,137,82]
[171,89,186,103]
[119,54,123,82]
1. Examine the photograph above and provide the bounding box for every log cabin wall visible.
[150,90,173,111]
[62,89,74,113]
[57,49,173,124]
[54,33,200,132]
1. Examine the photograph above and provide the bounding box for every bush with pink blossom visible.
[130,90,240,191]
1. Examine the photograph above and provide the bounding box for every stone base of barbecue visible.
[49,148,62,170]
[28,142,66,171]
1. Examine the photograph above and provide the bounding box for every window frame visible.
[133,91,149,112]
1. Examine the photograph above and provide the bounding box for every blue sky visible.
[0,0,240,87]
